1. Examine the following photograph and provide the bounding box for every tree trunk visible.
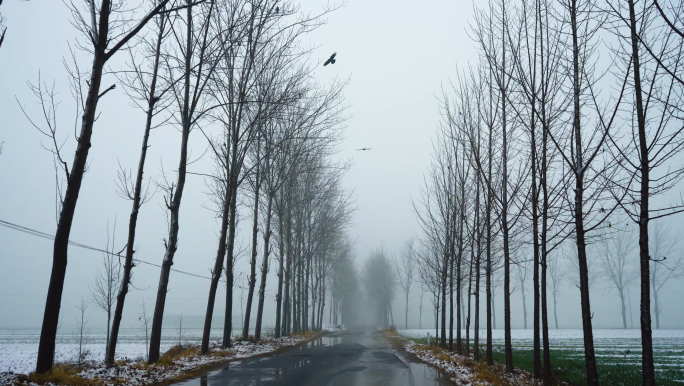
[473,151,481,360]
[148,0,193,364]
[243,154,261,340]
[522,287,527,329]
[449,245,454,351]
[540,21,553,380]
[35,2,110,374]
[627,3,655,385]
[570,2,599,383]
[619,289,627,329]
[441,251,448,348]
[500,10,513,371]
[456,186,465,354]
[553,293,558,329]
[304,238,311,332]
[107,15,163,364]
[486,97,493,365]
[105,312,111,361]
[531,83,541,379]
[222,163,239,347]
[654,291,660,329]
[492,291,496,330]
[255,192,274,341]
[541,236,551,385]
[274,204,286,338]
[405,293,409,330]
[201,173,231,354]
[419,292,423,329]
[283,209,293,336]
[466,236,474,357]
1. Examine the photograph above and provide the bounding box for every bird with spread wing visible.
[324,52,337,66]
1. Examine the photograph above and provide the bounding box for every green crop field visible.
[399,329,684,385]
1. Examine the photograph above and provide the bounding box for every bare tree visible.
[544,1,628,382]
[418,282,427,329]
[547,252,566,329]
[26,0,173,372]
[601,1,684,382]
[89,220,121,362]
[363,248,396,327]
[597,227,637,329]
[394,238,415,330]
[648,220,684,329]
[138,299,152,362]
[74,298,90,369]
[107,2,170,365]
[149,0,222,364]
[175,313,185,347]
[513,256,531,329]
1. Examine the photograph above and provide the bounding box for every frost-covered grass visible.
[384,329,539,385]
[399,329,684,386]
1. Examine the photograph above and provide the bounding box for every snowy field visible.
[0,327,257,375]
[399,328,684,380]
[399,328,684,341]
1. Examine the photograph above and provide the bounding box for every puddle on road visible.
[329,362,450,386]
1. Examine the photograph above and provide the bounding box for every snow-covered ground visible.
[0,327,254,375]
[0,327,333,385]
[0,325,344,377]
[399,328,684,340]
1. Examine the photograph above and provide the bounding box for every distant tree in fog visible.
[547,253,566,329]
[138,299,151,362]
[597,228,637,329]
[649,220,684,329]
[363,248,396,327]
[394,238,415,329]
[512,256,531,329]
[418,282,427,329]
[74,298,90,369]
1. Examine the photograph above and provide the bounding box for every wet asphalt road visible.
[176,327,452,386]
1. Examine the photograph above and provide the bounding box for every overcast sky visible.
[1,0,683,331]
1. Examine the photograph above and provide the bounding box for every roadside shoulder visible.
[381,330,549,386]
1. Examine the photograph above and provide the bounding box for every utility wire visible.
[0,219,210,280]
[0,219,279,298]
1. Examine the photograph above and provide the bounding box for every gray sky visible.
[1,0,683,331]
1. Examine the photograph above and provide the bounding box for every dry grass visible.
[383,330,539,386]
[157,345,200,366]
[22,364,103,386]
[15,333,324,386]
[291,330,319,339]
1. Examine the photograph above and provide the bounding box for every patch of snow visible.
[321,324,346,332]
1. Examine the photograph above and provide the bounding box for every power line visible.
[0,219,210,280]
[0,219,279,299]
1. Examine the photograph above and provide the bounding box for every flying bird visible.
[324,52,337,66]
[356,148,372,151]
